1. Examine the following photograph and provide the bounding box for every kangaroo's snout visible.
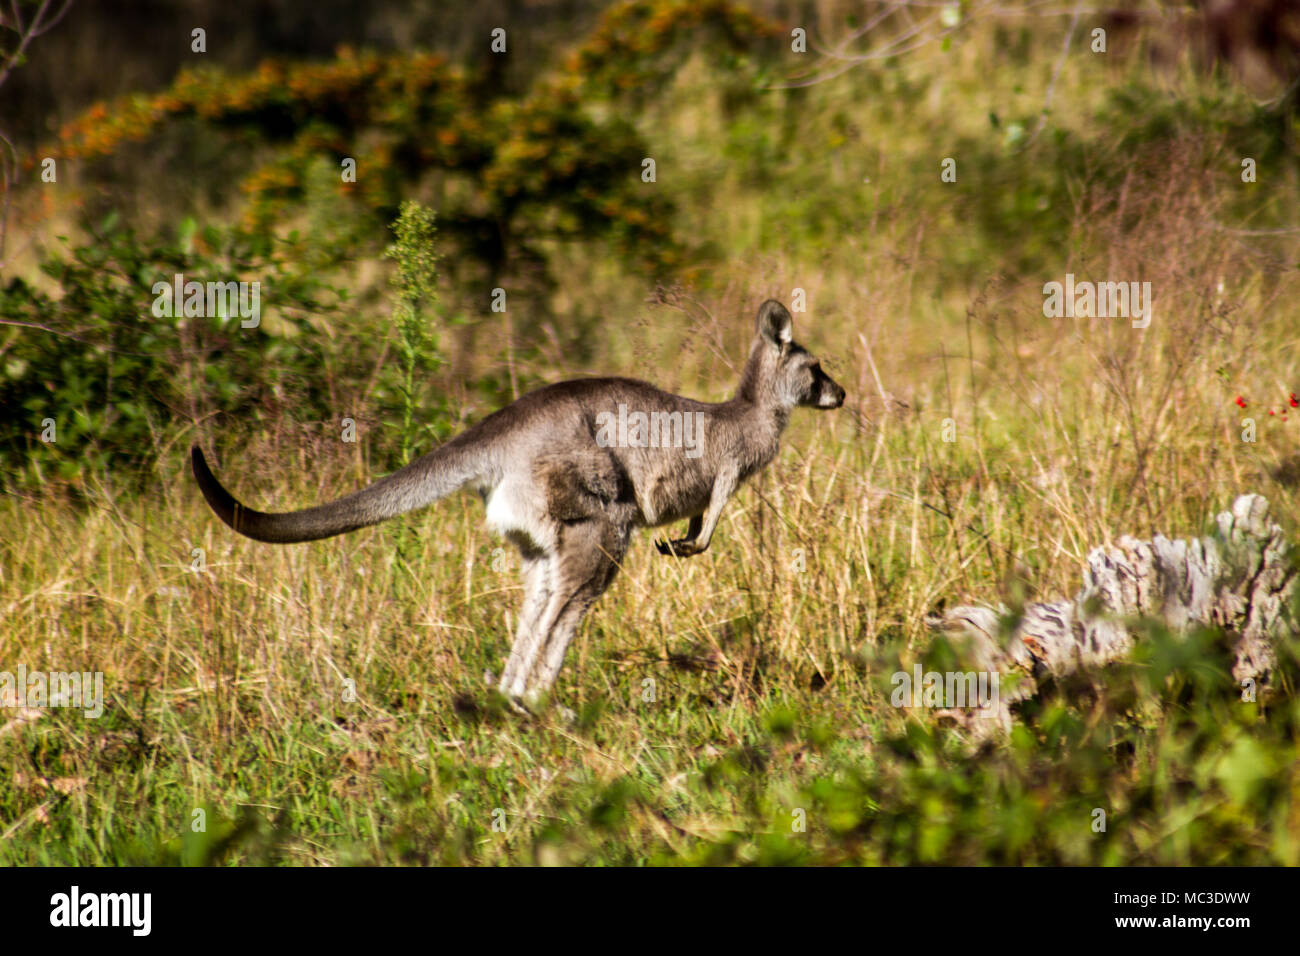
[806,361,845,410]
[819,380,846,409]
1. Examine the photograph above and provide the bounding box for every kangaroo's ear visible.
[756,299,793,348]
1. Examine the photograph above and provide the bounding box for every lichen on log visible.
[929,494,1299,725]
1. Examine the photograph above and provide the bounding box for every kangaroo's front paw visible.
[655,537,702,557]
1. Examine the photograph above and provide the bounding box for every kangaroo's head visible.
[736,299,846,412]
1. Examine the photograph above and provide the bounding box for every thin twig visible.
[1022,1,1083,149]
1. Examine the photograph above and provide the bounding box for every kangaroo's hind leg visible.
[497,547,552,698]
[520,517,629,699]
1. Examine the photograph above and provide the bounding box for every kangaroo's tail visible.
[191,440,489,544]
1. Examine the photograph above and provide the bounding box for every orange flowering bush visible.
[37,0,781,286]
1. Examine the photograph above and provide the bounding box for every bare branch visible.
[1021,1,1083,149]
[774,0,1100,91]
[0,0,75,271]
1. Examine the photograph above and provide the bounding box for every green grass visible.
[3,379,1298,864]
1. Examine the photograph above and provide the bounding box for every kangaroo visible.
[192,300,845,705]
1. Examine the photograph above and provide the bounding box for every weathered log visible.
[929,494,1298,727]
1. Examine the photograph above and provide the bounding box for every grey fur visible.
[192,299,844,704]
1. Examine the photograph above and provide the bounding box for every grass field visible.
[2,1,1300,865]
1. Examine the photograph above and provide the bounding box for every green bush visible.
[0,217,345,489]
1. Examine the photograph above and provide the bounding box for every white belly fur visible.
[485,480,556,552]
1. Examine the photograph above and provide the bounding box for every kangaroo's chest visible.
[632,459,713,527]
